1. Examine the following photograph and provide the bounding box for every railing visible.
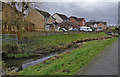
[1,34,18,45]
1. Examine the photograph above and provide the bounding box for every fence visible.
[23,31,102,37]
[1,34,18,45]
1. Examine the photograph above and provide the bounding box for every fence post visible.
[46,31,47,36]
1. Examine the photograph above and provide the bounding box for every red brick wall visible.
[69,18,77,24]
[69,18,78,29]
[78,19,85,26]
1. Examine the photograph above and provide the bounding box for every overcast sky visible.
[35,2,118,25]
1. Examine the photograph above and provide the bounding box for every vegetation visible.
[21,32,107,51]
[5,32,108,58]
[17,37,117,75]
[7,53,35,59]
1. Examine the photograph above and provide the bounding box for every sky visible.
[34,1,119,25]
[1,0,119,25]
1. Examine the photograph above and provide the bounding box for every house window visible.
[5,11,7,17]
[83,22,85,25]
[55,26,58,29]
[4,24,6,29]
[45,25,50,30]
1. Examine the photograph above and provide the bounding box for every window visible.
[83,22,85,25]
[5,11,7,17]
[45,25,50,30]
[4,24,6,29]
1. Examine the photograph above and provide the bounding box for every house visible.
[57,20,78,30]
[36,9,57,31]
[53,13,69,23]
[1,2,34,34]
[86,22,107,31]
[2,2,19,33]
[26,8,56,31]
[69,16,86,27]
[26,8,45,31]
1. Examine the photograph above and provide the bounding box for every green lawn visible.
[17,37,117,75]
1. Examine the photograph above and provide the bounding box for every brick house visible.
[36,9,56,31]
[57,20,78,30]
[26,8,56,31]
[2,2,18,33]
[2,2,34,34]
[86,22,107,31]
[26,8,45,31]
[69,16,86,27]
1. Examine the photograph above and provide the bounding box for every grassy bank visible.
[17,37,117,75]
[6,32,108,59]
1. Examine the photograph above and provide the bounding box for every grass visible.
[5,32,108,59]
[17,37,117,75]
[20,32,108,52]
[7,53,35,59]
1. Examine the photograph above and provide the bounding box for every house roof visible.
[53,21,58,25]
[86,22,107,26]
[55,13,69,20]
[57,20,78,28]
[36,9,51,18]
[69,16,84,22]
[2,2,25,16]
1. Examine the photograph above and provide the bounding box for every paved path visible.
[76,39,118,75]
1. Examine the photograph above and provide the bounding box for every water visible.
[22,47,77,70]
[3,42,81,73]
[22,53,58,69]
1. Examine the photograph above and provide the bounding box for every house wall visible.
[26,8,45,31]
[45,16,56,31]
[104,24,107,29]
[69,18,77,24]
[45,16,54,24]
[2,4,14,20]
[69,18,78,29]
[2,4,18,33]
[78,19,85,26]
[97,22,107,31]
[53,14,63,23]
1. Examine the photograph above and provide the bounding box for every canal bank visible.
[6,37,117,75]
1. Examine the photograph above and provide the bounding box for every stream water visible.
[2,42,82,75]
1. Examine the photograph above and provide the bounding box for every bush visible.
[2,44,19,53]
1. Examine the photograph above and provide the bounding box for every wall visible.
[26,8,45,31]
[78,19,85,26]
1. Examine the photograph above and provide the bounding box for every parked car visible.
[59,28,68,32]
[70,29,78,31]
[80,26,92,32]
[107,32,114,35]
